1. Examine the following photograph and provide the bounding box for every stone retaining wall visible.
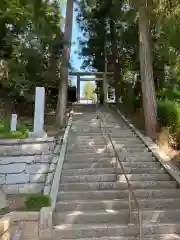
[0,138,61,194]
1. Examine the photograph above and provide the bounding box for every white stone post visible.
[33,87,45,137]
[77,75,80,103]
[10,114,17,132]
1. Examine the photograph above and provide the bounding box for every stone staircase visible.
[53,105,180,239]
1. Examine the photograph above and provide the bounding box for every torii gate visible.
[69,71,113,103]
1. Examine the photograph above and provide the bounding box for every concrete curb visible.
[110,105,180,186]
[49,114,73,209]
[0,137,54,146]
[43,142,62,196]
[39,112,73,239]
[0,211,39,239]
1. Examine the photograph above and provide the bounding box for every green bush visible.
[157,99,180,132]
[157,88,180,102]
[0,118,30,139]
[24,194,51,211]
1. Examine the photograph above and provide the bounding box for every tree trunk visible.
[56,0,73,127]
[56,64,68,127]
[110,18,121,103]
[138,0,157,139]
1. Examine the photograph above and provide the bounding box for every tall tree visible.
[0,0,64,107]
[56,0,74,127]
[137,0,157,138]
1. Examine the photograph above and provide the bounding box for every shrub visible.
[157,99,180,132]
[157,88,180,102]
[24,194,51,211]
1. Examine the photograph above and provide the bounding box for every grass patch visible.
[0,194,51,215]
[0,117,33,139]
[0,130,29,139]
[24,194,51,211]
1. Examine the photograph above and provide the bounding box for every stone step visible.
[53,210,129,225]
[122,156,156,162]
[67,143,106,147]
[116,148,150,153]
[63,167,166,176]
[145,234,180,240]
[54,209,180,225]
[117,174,170,181]
[119,152,153,157]
[64,157,116,163]
[122,162,160,168]
[59,235,180,240]
[132,210,180,223]
[61,237,136,240]
[127,168,165,174]
[63,168,117,176]
[57,189,180,201]
[63,162,114,169]
[62,173,170,183]
[68,140,105,144]
[70,127,101,130]
[55,198,180,212]
[109,133,136,137]
[71,136,104,139]
[111,143,146,149]
[75,136,107,139]
[65,153,114,159]
[66,146,107,151]
[63,161,160,170]
[74,132,103,135]
[65,156,157,163]
[112,139,143,144]
[59,181,176,191]
[66,149,110,154]
[53,223,180,238]
[61,174,117,183]
[66,151,154,157]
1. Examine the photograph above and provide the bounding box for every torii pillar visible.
[77,74,80,103]
[103,74,108,103]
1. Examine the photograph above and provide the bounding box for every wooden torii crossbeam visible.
[79,78,103,81]
[69,72,113,76]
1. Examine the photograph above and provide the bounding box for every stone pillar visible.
[103,74,108,103]
[33,87,45,137]
[77,75,80,103]
[10,114,17,132]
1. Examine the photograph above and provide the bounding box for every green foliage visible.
[0,130,29,139]
[77,0,180,101]
[24,194,51,211]
[0,117,32,139]
[0,0,64,104]
[157,99,180,132]
[77,0,180,146]
[157,87,180,102]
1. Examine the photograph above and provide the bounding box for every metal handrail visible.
[97,110,143,240]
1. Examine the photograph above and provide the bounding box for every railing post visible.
[129,192,132,223]
[99,110,143,240]
[139,211,143,240]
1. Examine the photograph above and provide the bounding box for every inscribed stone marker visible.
[33,87,45,136]
[10,114,17,131]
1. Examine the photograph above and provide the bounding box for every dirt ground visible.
[121,107,180,169]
